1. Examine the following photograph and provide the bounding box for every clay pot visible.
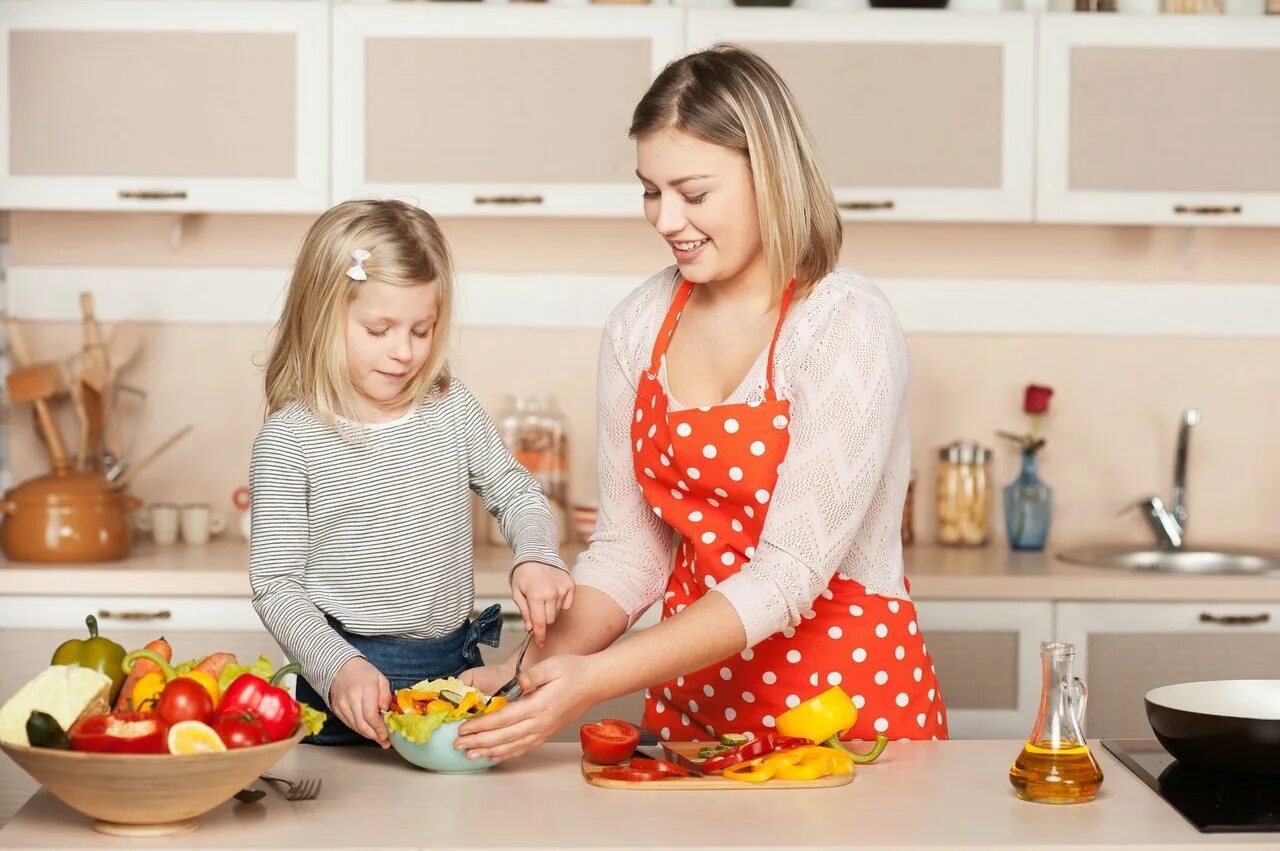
[0,471,141,563]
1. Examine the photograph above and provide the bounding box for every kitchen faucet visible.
[1128,409,1199,550]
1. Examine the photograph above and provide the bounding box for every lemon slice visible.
[167,720,226,755]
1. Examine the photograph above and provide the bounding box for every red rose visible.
[1023,385,1054,415]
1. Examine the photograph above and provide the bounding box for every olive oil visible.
[1009,741,1104,804]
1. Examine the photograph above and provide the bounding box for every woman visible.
[456,45,947,762]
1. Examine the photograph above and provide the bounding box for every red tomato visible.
[579,719,640,765]
[212,714,268,750]
[629,758,691,777]
[154,678,214,729]
[600,766,670,782]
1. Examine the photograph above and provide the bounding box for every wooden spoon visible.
[110,425,194,491]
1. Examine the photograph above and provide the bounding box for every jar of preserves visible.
[936,442,991,547]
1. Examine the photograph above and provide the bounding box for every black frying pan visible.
[1145,680,1280,776]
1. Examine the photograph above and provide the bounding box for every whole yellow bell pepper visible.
[776,686,889,765]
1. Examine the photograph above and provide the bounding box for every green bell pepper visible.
[51,615,126,704]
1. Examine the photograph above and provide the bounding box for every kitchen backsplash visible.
[6,212,1280,551]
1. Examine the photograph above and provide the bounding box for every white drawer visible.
[0,595,263,631]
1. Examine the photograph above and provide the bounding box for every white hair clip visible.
[346,249,371,281]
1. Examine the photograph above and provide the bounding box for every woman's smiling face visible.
[636,128,764,286]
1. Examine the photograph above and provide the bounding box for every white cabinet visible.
[1036,17,1280,227]
[332,5,683,217]
[686,10,1036,222]
[1057,601,1280,740]
[0,0,329,213]
[912,600,1052,739]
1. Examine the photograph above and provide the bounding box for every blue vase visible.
[1004,451,1052,551]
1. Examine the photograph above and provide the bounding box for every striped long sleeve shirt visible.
[248,378,565,701]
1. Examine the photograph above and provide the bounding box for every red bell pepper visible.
[68,711,165,754]
[699,733,814,774]
[217,662,301,742]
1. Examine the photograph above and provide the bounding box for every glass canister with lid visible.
[936,441,992,547]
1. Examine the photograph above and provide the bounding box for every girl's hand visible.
[460,661,515,697]
[329,657,391,748]
[511,562,575,646]
[454,654,603,763]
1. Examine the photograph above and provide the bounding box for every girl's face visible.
[636,127,764,287]
[345,278,439,418]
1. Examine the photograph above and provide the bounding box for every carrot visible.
[192,651,237,682]
[114,636,171,710]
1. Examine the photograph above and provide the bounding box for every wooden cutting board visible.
[581,742,854,790]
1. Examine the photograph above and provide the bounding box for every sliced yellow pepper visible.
[723,757,776,783]
[455,691,480,714]
[425,699,454,714]
[483,695,508,715]
[396,690,417,714]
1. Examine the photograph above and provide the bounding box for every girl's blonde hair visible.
[630,44,841,301]
[265,199,455,423]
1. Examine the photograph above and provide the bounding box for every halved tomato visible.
[629,757,692,777]
[579,719,640,765]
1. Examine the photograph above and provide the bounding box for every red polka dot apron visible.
[634,278,948,743]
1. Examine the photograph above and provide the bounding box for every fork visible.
[491,631,534,702]
[260,772,322,801]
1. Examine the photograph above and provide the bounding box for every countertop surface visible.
[4,538,1280,602]
[2,740,1278,849]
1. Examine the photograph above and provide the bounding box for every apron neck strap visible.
[648,276,798,402]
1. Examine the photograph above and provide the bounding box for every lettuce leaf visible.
[217,655,277,693]
[385,709,453,743]
[299,702,327,737]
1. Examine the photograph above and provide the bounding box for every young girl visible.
[457,45,948,762]
[249,199,574,748]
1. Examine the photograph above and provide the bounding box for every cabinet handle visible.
[473,195,544,206]
[1174,204,1242,216]
[97,608,172,622]
[118,190,188,201]
[1199,612,1270,626]
[837,200,895,212]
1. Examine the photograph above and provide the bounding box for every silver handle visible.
[118,190,188,201]
[473,194,543,206]
[837,200,895,212]
[97,608,172,622]
[1199,612,1270,626]
[1174,204,1242,216]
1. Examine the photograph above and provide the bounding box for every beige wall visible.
[7,212,1280,551]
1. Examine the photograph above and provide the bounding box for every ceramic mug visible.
[135,503,180,546]
[180,503,226,546]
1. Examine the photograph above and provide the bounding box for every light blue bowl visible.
[387,718,495,774]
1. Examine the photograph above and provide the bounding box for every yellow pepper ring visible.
[723,757,776,783]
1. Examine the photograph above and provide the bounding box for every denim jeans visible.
[296,603,502,746]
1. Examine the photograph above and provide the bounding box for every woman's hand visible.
[454,654,604,762]
[329,657,391,748]
[511,562,575,646]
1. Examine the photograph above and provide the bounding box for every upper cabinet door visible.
[686,11,1035,223]
[332,6,683,217]
[0,0,329,213]
[1037,17,1280,227]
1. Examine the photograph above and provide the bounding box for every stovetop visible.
[1102,739,1280,833]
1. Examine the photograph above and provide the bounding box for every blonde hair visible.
[265,199,455,425]
[630,45,841,300]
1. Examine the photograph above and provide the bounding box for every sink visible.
[1057,546,1280,575]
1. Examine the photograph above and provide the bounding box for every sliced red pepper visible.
[600,766,671,782]
[68,711,165,754]
[629,757,692,777]
[218,663,301,742]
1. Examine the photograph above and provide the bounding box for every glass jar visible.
[935,441,991,547]
[485,394,570,546]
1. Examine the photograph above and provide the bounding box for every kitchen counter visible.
[2,740,1277,849]
[5,539,1280,602]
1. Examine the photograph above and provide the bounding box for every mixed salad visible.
[383,677,506,743]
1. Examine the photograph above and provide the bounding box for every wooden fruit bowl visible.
[0,728,306,837]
